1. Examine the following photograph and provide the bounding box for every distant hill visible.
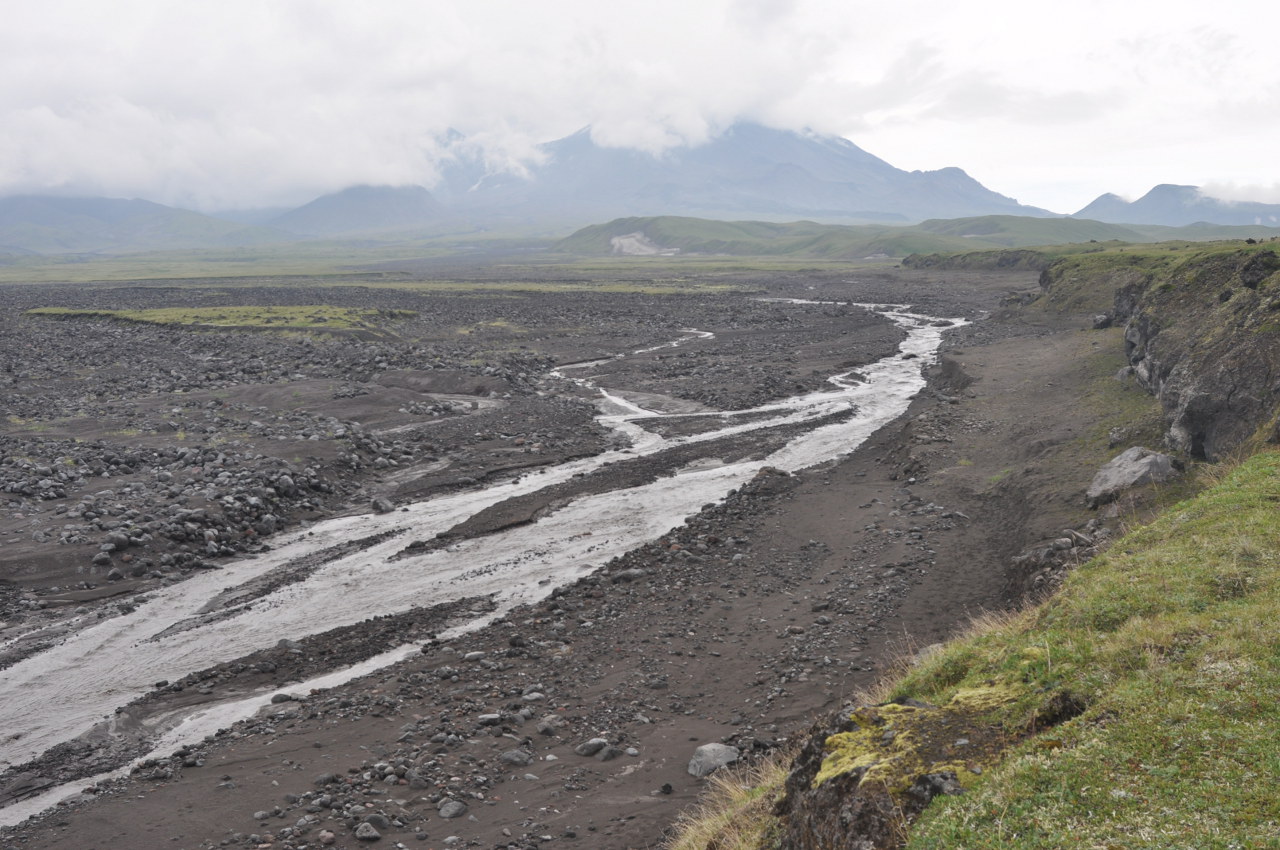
[1075,184,1280,227]
[556,214,1277,260]
[268,185,443,236]
[0,196,286,255]
[431,123,1052,227]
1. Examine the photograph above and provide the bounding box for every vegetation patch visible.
[901,451,1280,847]
[664,759,791,850]
[24,305,416,339]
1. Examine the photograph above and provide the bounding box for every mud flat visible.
[0,263,1149,849]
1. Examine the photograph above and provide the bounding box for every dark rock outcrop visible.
[1044,247,1280,461]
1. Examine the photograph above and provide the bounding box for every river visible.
[0,302,961,825]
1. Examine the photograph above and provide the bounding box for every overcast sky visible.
[3,0,1277,214]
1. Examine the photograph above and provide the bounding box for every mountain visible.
[267,185,443,236]
[1075,184,1280,227]
[0,196,286,255]
[432,123,1052,226]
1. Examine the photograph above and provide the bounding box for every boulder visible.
[687,743,740,778]
[437,799,467,819]
[1086,447,1179,507]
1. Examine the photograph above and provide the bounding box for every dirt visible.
[0,263,1152,850]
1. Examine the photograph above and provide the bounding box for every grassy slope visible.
[903,452,1280,847]
[665,454,1280,849]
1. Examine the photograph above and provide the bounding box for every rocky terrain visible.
[0,261,1161,850]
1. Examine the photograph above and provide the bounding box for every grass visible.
[557,216,1280,261]
[900,450,1280,847]
[454,319,527,335]
[664,757,791,850]
[24,304,416,334]
[666,451,1280,848]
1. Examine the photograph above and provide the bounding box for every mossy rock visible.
[775,685,1021,849]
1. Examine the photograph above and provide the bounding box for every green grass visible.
[558,215,1280,262]
[664,758,791,850]
[25,304,415,332]
[1,215,1276,286]
[900,451,1280,848]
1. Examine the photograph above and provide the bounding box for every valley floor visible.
[0,264,1160,850]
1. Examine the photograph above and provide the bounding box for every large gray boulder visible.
[687,743,740,778]
[1087,447,1178,507]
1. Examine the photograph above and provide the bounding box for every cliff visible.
[1043,244,1280,460]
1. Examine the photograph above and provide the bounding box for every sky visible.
[2,0,1278,215]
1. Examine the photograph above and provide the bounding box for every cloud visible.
[0,0,1276,213]
[1200,183,1280,205]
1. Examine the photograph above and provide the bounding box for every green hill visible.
[556,214,1280,260]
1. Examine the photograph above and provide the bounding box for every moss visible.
[813,684,1023,793]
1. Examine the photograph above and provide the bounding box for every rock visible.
[371,496,395,514]
[354,821,382,841]
[499,749,533,766]
[536,714,564,735]
[575,737,608,757]
[687,743,740,777]
[437,799,468,819]
[1086,446,1179,507]
[596,745,626,762]
[1092,314,1112,330]
[906,771,965,807]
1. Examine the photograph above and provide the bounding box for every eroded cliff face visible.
[1050,246,1280,460]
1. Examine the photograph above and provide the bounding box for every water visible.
[0,302,962,824]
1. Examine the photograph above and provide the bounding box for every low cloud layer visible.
[2,0,1276,214]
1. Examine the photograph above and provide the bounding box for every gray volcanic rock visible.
[687,742,740,778]
[1086,447,1178,507]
